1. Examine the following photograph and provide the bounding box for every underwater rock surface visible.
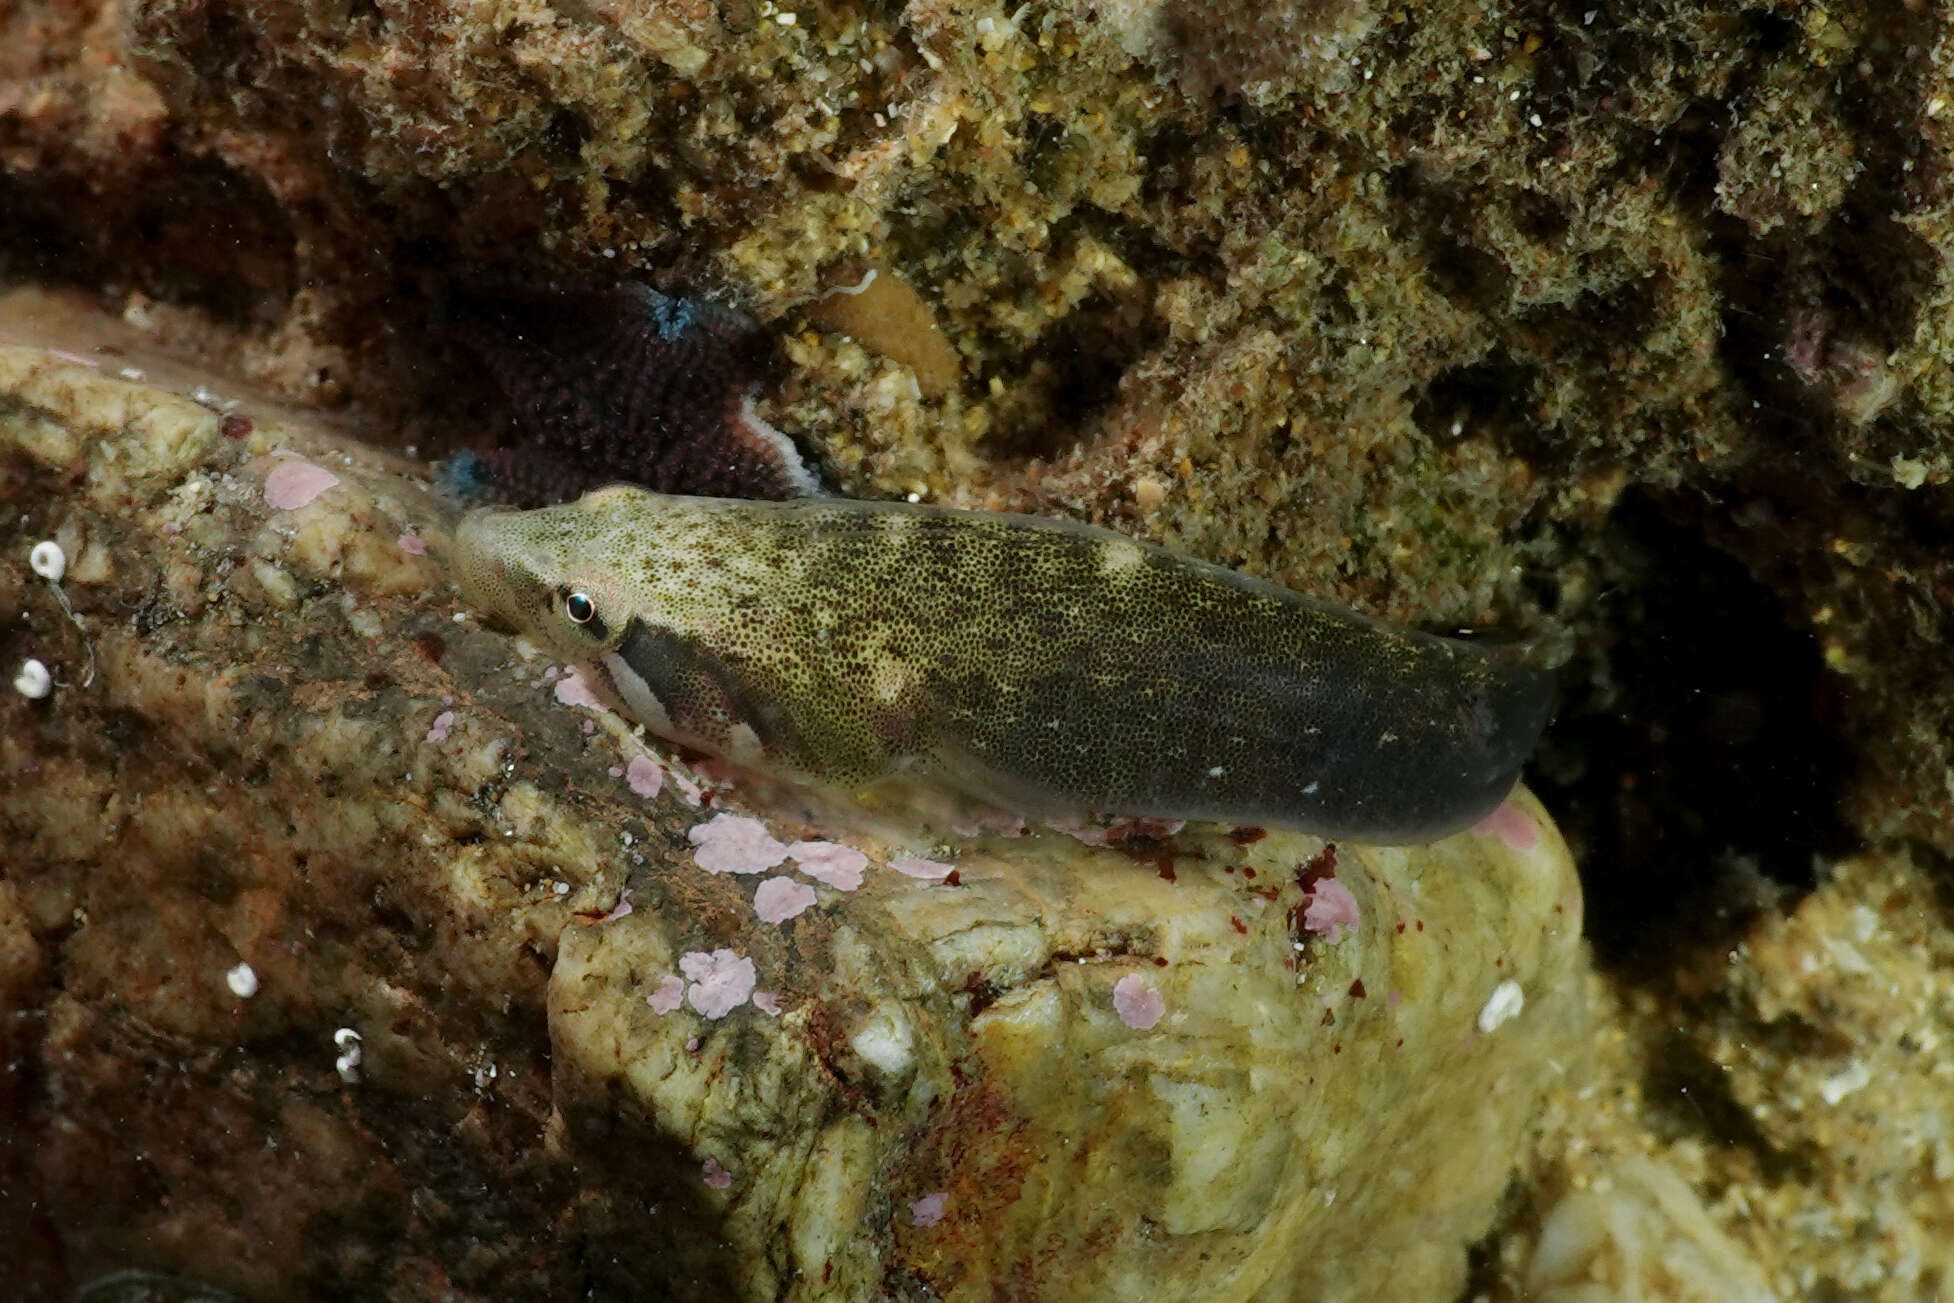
[0,291,1584,1300]
[10,0,1954,1295]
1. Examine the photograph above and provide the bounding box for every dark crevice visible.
[972,297,1157,460]
[1648,97,1734,220]
[1744,11,1798,57]
[1915,844,1954,931]
[0,154,296,327]
[1385,167,1515,315]
[1411,350,1538,454]
[1641,1026,1815,1183]
[1529,489,1860,976]
[963,211,1169,461]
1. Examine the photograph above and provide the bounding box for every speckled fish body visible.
[453,487,1554,843]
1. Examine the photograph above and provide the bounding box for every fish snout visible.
[451,509,532,633]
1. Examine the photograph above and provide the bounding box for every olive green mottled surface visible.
[2,297,1582,1302]
[454,489,1552,843]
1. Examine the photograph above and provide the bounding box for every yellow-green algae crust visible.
[453,487,1553,843]
[552,792,1585,1303]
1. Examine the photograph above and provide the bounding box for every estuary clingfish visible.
[452,486,1554,844]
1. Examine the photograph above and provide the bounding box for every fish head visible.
[452,498,637,661]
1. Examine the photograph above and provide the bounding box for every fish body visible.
[452,487,1553,843]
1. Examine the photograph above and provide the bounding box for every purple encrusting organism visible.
[438,279,825,506]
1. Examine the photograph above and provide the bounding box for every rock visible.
[0,289,1584,1302]
[1524,1154,1778,1303]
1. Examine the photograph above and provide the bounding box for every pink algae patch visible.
[625,755,663,799]
[1044,816,1112,847]
[889,855,953,881]
[788,840,867,891]
[702,1156,732,1189]
[908,1192,948,1227]
[752,990,782,1016]
[1474,799,1538,851]
[397,531,430,556]
[1302,879,1360,943]
[679,949,756,1019]
[951,811,1027,838]
[646,975,685,1014]
[668,768,706,807]
[263,458,340,510]
[424,710,455,743]
[689,813,788,875]
[553,669,606,710]
[753,876,818,924]
[1046,815,1184,847]
[1112,974,1165,1030]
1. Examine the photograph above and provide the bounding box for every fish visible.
[451,485,1554,843]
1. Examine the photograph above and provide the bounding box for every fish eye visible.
[565,592,597,625]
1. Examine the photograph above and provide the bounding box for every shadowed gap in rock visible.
[1528,489,1859,976]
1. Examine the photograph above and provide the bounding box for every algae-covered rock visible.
[1473,844,1954,1303]
[0,290,1584,1301]
[554,804,1581,1302]
[1523,1155,1778,1303]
